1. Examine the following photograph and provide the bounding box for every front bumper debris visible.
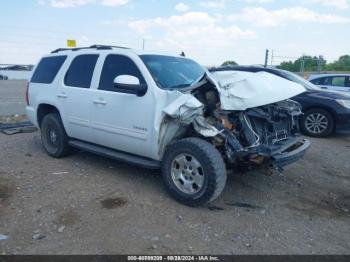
[271,138,310,167]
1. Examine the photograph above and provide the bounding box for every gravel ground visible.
[0,130,349,255]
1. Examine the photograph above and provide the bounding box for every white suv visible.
[26,45,310,206]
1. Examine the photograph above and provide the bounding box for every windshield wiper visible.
[167,83,192,90]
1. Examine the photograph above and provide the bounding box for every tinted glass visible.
[323,77,331,85]
[310,77,325,85]
[330,76,346,87]
[64,55,99,88]
[140,55,205,90]
[31,56,67,84]
[99,55,145,91]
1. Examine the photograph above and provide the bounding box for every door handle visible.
[93,99,107,105]
[320,86,328,89]
[57,93,68,98]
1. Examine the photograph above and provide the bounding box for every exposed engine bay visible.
[192,83,305,170]
[161,71,310,172]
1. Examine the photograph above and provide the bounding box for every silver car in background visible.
[308,74,350,93]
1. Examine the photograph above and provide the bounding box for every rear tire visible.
[40,113,71,158]
[300,108,334,137]
[161,138,227,206]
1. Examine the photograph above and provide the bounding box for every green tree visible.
[326,55,350,71]
[221,60,238,66]
[278,55,327,72]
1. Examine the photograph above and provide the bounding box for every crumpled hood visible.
[208,71,306,111]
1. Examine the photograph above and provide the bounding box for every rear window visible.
[31,56,67,84]
[64,54,99,88]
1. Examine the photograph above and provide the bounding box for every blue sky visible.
[0,0,349,66]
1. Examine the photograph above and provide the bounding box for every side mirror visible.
[113,75,147,96]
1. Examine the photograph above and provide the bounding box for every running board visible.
[68,139,160,169]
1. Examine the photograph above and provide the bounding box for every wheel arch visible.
[37,103,61,127]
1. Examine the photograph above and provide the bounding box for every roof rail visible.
[51,44,130,53]
[89,44,130,50]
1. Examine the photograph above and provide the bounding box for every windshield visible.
[278,70,320,91]
[140,55,205,90]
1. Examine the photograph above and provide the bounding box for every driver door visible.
[90,54,156,158]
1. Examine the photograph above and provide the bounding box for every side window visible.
[310,77,325,85]
[99,54,145,92]
[64,54,99,88]
[330,76,346,87]
[323,77,331,85]
[31,56,67,84]
[347,77,350,87]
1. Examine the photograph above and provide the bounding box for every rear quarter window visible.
[31,56,67,84]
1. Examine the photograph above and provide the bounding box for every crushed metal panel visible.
[162,93,220,136]
[192,116,221,137]
[210,71,306,111]
[158,93,221,156]
[162,94,203,125]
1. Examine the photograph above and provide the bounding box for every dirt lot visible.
[0,129,349,254]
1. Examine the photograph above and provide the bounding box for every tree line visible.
[277,55,350,72]
[220,54,350,72]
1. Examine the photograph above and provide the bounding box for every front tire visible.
[40,113,71,158]
[162,138,227,206]
[300,108,334,137]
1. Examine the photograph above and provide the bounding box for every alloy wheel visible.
[305,113,328,135]
[171,153,205,194]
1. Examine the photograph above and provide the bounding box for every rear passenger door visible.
[58,54,99,142]
[323,76,349,92]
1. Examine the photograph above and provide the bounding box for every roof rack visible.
[51,44,130,53]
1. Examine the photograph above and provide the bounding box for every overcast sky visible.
[0,0,349,66]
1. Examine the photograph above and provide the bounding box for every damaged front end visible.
[161,70,310,173]
[211,100,310,172]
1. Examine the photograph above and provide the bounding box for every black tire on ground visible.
[300,108,334,137]
[161,137,227,206]
[40,113,71,158]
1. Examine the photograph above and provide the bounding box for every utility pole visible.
[264,49,269,67]
[300,54,305,73]
[317,55,323,73]
[142,38,145,50]
[270,49,274,66]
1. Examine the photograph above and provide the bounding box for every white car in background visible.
[309,74,350,93]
